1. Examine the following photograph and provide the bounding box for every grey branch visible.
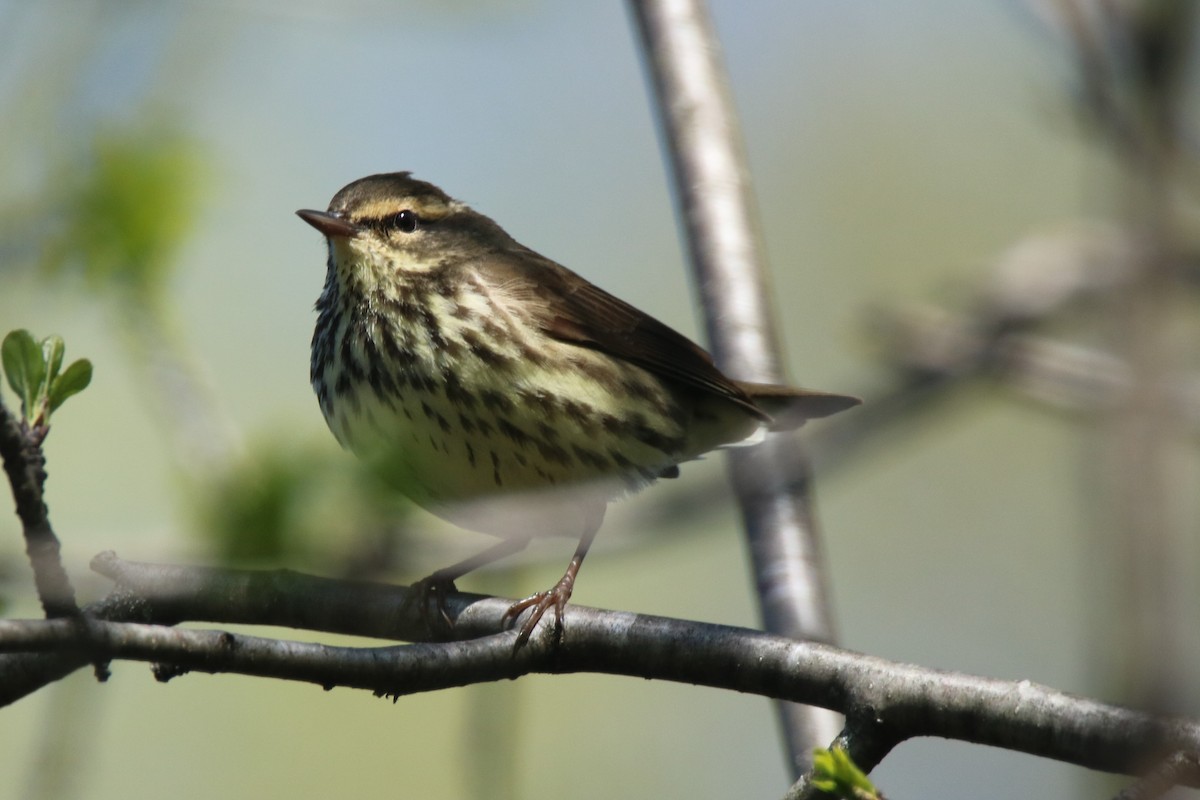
[1,553,1198,788]
[628,0,842,770]
[0,396,77,619]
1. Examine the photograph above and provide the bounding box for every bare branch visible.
[0,396,77,618]
[628,0,842,769]
[2,554,1198,788]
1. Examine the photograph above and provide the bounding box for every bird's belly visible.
[320,343,689,510]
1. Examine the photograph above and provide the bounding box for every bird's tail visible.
[736,381,861,431]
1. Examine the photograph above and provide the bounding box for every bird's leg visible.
[503,507,604,648]
[408,537,531,630]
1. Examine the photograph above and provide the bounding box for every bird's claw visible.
[503,576,574,648]
[404,575,458,635]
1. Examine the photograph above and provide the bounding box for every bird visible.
[298,172,859,645]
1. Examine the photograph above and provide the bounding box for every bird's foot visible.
[502,572,575,648]
[403,574,459,636]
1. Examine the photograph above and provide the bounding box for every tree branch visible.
[0,396,77,618]
[628,0,843,771]
[2,553,1197,787]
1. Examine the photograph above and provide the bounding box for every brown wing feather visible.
[489,247,770,419]
[471,245,860,425]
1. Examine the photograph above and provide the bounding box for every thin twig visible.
[0,397,77,618]
[784,719,900,800]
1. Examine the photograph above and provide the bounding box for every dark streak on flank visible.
[480,389,513,414]
[497,418,530,447]
[620,378,657,404]
[629,416,681,454]
[443,372,477,409]
[536,421,558,442]
[562,400,600,434]
[571,445,609,471]
[534,440,571,466]
[570,357,619,392]
[461,329,514,368]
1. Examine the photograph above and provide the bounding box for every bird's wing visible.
[479,247,768,419]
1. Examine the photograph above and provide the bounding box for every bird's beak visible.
[296,209,359,239]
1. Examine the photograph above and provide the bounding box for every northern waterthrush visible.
[298,172,858,644]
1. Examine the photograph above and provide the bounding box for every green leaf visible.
[40,127,203,301]
[41,335,65,385]
[48,359,93,413]
[810,748,880,800]
[2,329,45,421]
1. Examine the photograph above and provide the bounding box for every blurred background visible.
[2,1,1198,798]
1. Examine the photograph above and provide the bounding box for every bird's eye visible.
[390,210,419,233]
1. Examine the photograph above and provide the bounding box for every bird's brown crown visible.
[329,172,460,228]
